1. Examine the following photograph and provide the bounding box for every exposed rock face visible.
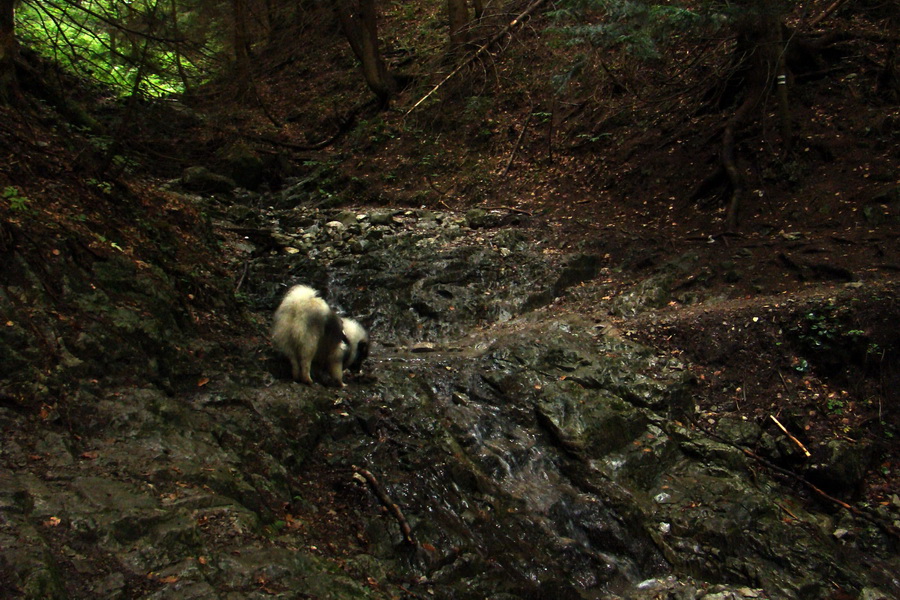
[1,188,897,600]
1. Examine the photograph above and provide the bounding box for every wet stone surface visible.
[1,192,898,599]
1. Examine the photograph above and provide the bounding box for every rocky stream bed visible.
[1,180,898,599]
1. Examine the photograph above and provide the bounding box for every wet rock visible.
[858,588,892,600]
[223,202,256,224]
[3,190,898,600]
[410,341,437,353]
[493,228,528,250]
[536,383,649,456]
[716,416,762,447]
[552,253,602,295]
[614,577,770,599]
[465,208,502,228]
[331,210,359,227]
[369,209,399,226]
[609,252,701,316]
[348,238,371,254]
[522,288,555,311]
[220,142,264,190]
[806,439,874,492]
[319,226,555,345]
[181,166,236,194]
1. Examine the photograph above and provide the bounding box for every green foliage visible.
[462,95,492,121]
[3,186,32,212]
[266,520,287,535]
[350,117,399,148]
[793,306,866,355]
[786,300,883,376]
[88,178,114,194]
[576,132,612,144]
[548,0,708,60]
[825,395,845,415]
[16,0,222,97]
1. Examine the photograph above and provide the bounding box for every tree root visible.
[722,83,762,231]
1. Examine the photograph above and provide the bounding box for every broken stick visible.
[770,415,811,457]
[353,465,417,547]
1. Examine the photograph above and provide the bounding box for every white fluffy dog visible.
[272,285,346,386]
[341,317,369,373]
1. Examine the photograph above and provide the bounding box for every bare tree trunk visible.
[335,0,396,107]
[232,0,252,97]
[473,0,485,20]
[448,0,469,55]
[169,0,191,94]
[723,1,784,230]
[99,0,162,175]
[0,0,19,105]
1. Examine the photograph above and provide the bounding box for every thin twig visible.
[234,261,250,295]
[776,501,799,520]
[749,444,900,539]
[777,369,791,394]
[770,415,811,457]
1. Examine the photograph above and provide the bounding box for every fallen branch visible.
[478,205,534,216]
[770,415,811,457]
[404,0,549,117]
[744,446,900,540]
[353,465,417,547]
[251,101,371,151]
[808,0,851,28]
[697,424,900,541]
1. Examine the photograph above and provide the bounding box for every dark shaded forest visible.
[1,0,899,598]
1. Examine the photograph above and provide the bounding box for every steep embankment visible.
[0,98,251,408]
